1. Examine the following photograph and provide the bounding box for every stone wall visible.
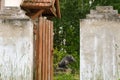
[5,0,22,7]
[80,6,120,80]
[0,7,33,80]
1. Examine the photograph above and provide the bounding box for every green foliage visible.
[54,73,77,80]
[54,74,74,80]
[68,51,79,74]
[53,0,120,79]
[53,0,80,67]
[53,48,79,73]
[53,0,80,51]
[53,0,80,74]
[53,48,66,69]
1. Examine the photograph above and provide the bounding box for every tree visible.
[53,0,80,71]
[53,0,120,72]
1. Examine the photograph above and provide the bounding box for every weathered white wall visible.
[0,19,33,80]
[80,6,120,80]
[5,0,22,7]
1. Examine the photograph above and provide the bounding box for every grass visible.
[54,73,79,80]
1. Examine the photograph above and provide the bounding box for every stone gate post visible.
[0,6,33,80]
[80,6,120,80]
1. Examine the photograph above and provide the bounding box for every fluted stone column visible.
[80,6,120,80]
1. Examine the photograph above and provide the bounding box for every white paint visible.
[80,19,120,80]
[93,36,97,80]
[5,0,22,7]
[0,20,33,80]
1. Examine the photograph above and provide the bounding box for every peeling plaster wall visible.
[0,8,33,80]
[80,19,120,80]
[80,6,120,80]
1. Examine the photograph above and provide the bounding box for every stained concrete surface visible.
[0,7,33,80]
[80,6,120,80]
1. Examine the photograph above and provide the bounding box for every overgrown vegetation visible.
[54,73,79,80]
[53,0,120,79]
[53,0,80,74]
